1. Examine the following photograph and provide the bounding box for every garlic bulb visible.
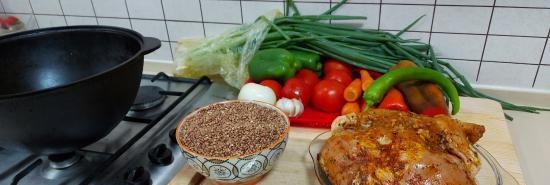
[275,98,304,117]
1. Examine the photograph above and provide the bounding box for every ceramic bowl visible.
[176,100,290,184]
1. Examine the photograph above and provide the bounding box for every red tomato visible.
[295,69,319,87]
[324,70,352,86]
[323,59,353,76]
[282,78,312,105]
[312,80,346,113]
[260,80,282,99]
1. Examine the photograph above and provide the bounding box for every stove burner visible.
[47,152,81,169]
[131,86,166,111]
[124,166,152,185]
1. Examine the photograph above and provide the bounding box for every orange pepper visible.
[343,79,362,102]
[341,102,361,115]
[378,88,409,112]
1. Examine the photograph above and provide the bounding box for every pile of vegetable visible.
[175,0,548,120]
[238,49,459,127]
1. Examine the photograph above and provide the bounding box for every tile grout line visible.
[531,28,550,87]
[283,0,286,15]
[26,0,38,28]
[123,0,133,29]
[330,0,335,24]
[328,0,331,24]
[160,0,174,61]
[0,0,6,16]
[198,0,206,38]
[377,0,381,30]
[239,0,244,24]
[475,0,496,82]
[89,0,99,24]
[57,0,68,25]
[427,0,436,45]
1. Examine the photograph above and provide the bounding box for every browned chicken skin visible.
[320,109,485,185]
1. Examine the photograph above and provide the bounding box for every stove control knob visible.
[169,128,177,143]
[148,144,173,166]
[124,166,152,185]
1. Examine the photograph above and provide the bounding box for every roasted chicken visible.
[320,109,485,185]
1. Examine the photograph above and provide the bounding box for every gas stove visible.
[0,72,239,185]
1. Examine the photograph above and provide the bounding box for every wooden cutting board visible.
[169,97,525,185]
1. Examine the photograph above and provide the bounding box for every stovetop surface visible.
[0,73,239,185]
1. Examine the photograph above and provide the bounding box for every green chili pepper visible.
[363,68,460,115]
[248,48,300,82]
[290,50,321,72]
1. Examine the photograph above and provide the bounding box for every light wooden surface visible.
[169,97,525,185]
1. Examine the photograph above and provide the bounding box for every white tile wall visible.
[331,3,379,28]
[35,14,66,27]
[483,36,546,64]
[92,0,129,18]
[534,66,550,89]
[1,0,550,90]
[166,21,204,40]
[201,0,241,24]
[490,8,550,37]
[445,59,479,82]
[478,62,539,88]
[496,0,550,8]
[66,16,97,25]
[97,18,131,29]
[383,0,434,5]
[437,0,494,6]
[204,23,240,37]
[162,0,202,21]
[379,4,433,32]
[130,19,168,40]
[0,1,4,14]
[294,2,330,15]
[59,0,95,16]
[30,0,62,15]
[126,0,164,19]
[241,1,284,24]
[1,0,32,13]
[543,42,550,65]
[430,33,485,60]
[432,6,491,34]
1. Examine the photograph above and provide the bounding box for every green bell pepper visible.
[248,48,300,82]
[290,50,321,72]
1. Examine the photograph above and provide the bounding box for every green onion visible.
[258,0,550,120]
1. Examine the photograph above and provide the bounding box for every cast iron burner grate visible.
[131,86,167,111]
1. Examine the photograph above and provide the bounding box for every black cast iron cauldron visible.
[0,26,161,154]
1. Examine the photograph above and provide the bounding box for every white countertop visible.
[479,87,550,185]
[144,61,550,185]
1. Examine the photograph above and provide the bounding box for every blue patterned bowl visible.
[176,100,290,184]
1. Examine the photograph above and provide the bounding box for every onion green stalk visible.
[260,0,549,120]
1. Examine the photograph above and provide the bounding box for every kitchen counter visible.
[143,61,549,185]
[479,87,550,185]
[168,97,525,185]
